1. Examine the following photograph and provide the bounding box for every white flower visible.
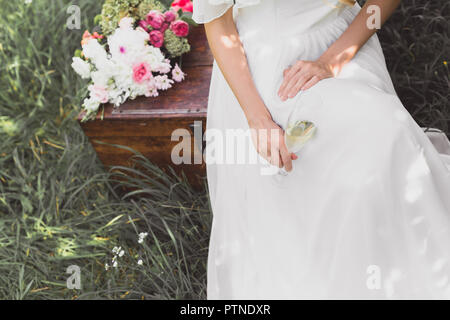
[146,87,159,97]
[82,39,108,67]
[171,63,185,82]
[88,84,109,103]
[154,61,171,74]
[119,250,125,257]
[112,246,121,254]
[139,232,148,238]
[71,57,91,79]
[119,17,134,29]
[112,261,118,268]
[90,70,111,87]
[154,75,174,90]
[108,27,149,65]
[105,263,109,270]
[83,96,100,113]
[137,259,143,266]
[138,232,148,244]
[108,88,127,107]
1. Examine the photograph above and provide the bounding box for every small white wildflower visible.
[119,250,125,257]
[105,263,109,271]
[139,232,148,239]
[138,232,148,244]
[113,261,118,268]
[137,259,143,266]
[112,246,121,254]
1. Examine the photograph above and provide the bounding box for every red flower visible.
[149,30,164,48]
[160,21,170,33]
[170,20,189,37]
[171,0,193,13]
[164,10,177,23]
[139,20,150,31]
[132,62,152,83]
[146,10,165,29]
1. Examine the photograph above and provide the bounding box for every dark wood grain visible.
[78,26,212,188]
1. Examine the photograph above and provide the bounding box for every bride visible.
[192,0,450,299]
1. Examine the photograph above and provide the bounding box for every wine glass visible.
[276,90,319,176]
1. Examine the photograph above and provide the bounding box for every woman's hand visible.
[248,116,298,172]
[277,0,401,102]
[277,59,335,101]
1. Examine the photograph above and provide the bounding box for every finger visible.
[287,73,312,99]
[291,153,298,160]
[283,71,310,100]
[278,61,303,96]
[270,149,283,168]
[269,129,283,168]
[279,141,292,172]
[301,75,320,91]
[286,60,304,79]
[279,72,302,100]
[256,128,271,160]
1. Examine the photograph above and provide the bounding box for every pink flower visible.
[170,20,189,37]
[145,81,159,97]
[132,62,152,83]
[89,85,109,103]
[146,87,159,97]
[149,30,164,48]
[171,63,185,82]
[160,21,170,33]
[164,10,177,23]
[139,20,150,31]
[146,10,165,29]
[171,0,193,13]
[154,75,174,90]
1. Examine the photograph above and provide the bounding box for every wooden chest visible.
[78,26,212,188]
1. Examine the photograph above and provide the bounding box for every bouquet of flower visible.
[71,0,195,121]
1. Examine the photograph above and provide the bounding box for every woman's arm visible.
[204,8,297,171]
[278,0,401,100]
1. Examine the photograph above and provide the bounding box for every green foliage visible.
[99,0,166,35]
[0,0,208,299]
[164,28,191,57]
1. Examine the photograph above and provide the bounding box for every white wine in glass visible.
[285,120,316,154]
[276,91,319,176]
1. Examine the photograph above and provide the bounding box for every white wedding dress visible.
[193,0,450,299]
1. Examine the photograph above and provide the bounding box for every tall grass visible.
[376,0,450,132]
[0,0,448,299]
[0,0,209,299]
